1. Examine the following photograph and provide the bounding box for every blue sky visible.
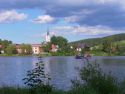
[0,0,125,43]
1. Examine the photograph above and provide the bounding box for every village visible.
[0,31,91,56]
[0,31,57,55]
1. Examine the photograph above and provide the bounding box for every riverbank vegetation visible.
[1,60,125,94]
[0,39,32,56]
[70,33,125,56]
[42,33,125,56]
[1,33,125,56]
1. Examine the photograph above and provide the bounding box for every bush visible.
[78,62,119,94]
[23,57,52,94]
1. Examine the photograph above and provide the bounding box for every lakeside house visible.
[16,44,22,54]
[51,44,58,52]
[0,31,51,55]
[31,44,43,54]
[15,44,43,54]
[0,45,4,54]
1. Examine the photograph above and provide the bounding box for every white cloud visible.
[56,0,120,6]
[32,15,55,24]
[64,15,80,23]
[72,25,114,35]
[53,25,124,36]
[0,10,28,23]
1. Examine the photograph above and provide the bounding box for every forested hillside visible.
[70,33,125,46]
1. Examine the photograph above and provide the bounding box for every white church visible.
[45,31,51,43]
[31,31,51,54]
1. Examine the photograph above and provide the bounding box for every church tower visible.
[45,29,50,43]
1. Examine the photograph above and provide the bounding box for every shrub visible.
[23,57,52,94]
[79,62,119,94]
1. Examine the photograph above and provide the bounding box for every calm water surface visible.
[0,56,125,90]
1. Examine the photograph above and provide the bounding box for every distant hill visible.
[70,33,125,47]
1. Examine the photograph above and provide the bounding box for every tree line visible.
[70,33,125,56]
[0,39,32,55]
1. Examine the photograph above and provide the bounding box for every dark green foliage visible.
[77,62,119,94]
[51,36,68,49]
[51,36,58,45]
[0,39,33,55]
[70,33,125,56]
[70,33,125,47]
[42,42,51,52]
[0,87,65,94]
[0,39,12,53]
[51,36,68,54]
[67,86,98,94]
[23,57,52,93]
[0,87,30,94]
[43,36,75,56]
[20,44,32,55]
[5,44,17,55]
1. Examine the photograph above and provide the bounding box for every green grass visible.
[0,87,99,94]
[0,87,29,94]
[0,54,33,57]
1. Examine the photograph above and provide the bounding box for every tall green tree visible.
[20,44,32,55]
[5,44,17,55]
[0,40,12,52]
[42,42,51,52]
[102,37,114,54]
[51,36,68,49]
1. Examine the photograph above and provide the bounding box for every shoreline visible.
[0,54,124,57]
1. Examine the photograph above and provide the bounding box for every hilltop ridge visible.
[70,33,125,46]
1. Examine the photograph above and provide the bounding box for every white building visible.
[45,31,50,43]
[32,44,42,54]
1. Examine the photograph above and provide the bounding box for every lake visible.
[0,56,125,90]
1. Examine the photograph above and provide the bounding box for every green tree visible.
[20,44,32,55]
[42,43,51,52]
[5,44,17,55]
[51,36,68,51]
[102,37,114,54]
[51,36,57,45]
[1,40,12,52]
[78,62,118,94]
[23,57,52,93]
[43,36,68,53]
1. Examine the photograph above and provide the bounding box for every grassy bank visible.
[0,54,33,57]
[0,51,125,57]
[0,87,98,94]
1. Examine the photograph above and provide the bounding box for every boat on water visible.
[75,55,84,59]
[75,54,92,59]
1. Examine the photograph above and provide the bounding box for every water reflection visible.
[95,56,125,81]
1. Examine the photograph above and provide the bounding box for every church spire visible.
[47,28,49,36]
[45,27,51,43]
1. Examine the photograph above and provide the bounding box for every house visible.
[51,44,58,52]
[16,44,43,55]
[32,44,42,54]
[15,44,22,54]
[0,45,4,54]
[0,45,3,49]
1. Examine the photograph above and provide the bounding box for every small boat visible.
[75,55,84,59]
[75,54,92,59]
